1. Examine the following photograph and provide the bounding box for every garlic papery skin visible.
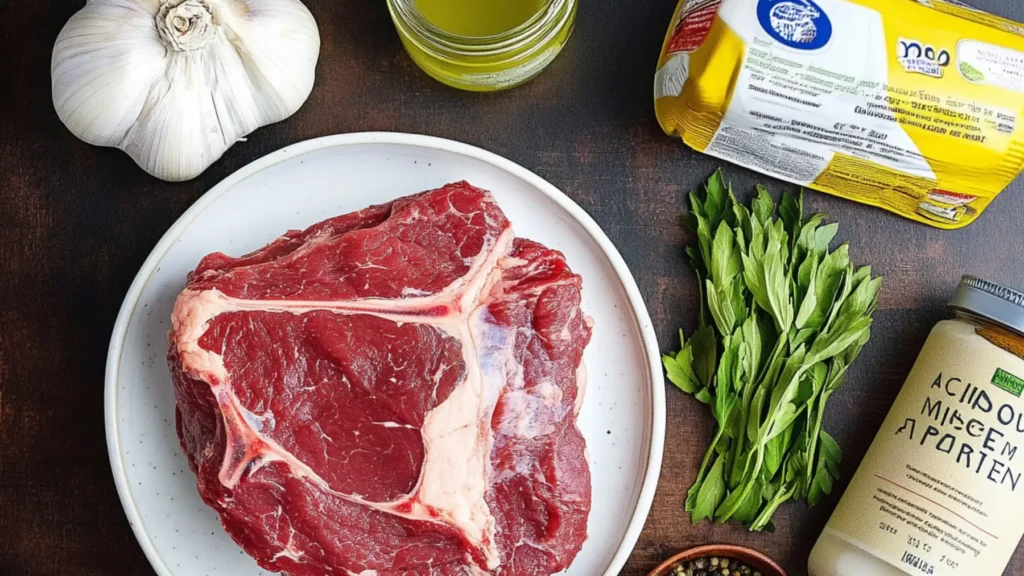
[52,0,321,182]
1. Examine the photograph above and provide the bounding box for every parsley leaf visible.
[666,171,881,530]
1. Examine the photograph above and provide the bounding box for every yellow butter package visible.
[655,0,1024,229]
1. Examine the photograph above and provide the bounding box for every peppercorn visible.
[668,555,760,576]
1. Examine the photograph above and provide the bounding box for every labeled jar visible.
[386,0,577,92]
[810,276,1024,576]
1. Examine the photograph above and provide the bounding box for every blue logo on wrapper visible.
[757,0,833,50]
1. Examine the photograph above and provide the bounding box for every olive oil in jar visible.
[413,0,548,37]
[387,0,577,92]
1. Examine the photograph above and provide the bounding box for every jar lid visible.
[950,276,1024,336]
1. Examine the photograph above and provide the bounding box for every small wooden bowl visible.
[647,544,787,576]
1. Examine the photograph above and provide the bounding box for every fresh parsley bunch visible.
[664,171,882,531]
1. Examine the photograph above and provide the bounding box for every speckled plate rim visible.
[104,131,667,576]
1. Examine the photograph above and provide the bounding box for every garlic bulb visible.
[52,0,320,182]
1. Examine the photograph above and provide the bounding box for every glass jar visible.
[809,276,1024,576]
[386,0,577,92]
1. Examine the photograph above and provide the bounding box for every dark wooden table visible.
[4,1,1024,575]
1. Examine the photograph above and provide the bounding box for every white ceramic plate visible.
[106,132,665,576]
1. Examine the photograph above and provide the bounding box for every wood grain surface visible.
[2,1,1024,575]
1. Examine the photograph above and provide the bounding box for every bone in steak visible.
[168,182,592,575]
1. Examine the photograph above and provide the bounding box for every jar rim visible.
[388,0,572,59]
[950,275,1024,337]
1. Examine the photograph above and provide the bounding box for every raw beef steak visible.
[168,182,592,575]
